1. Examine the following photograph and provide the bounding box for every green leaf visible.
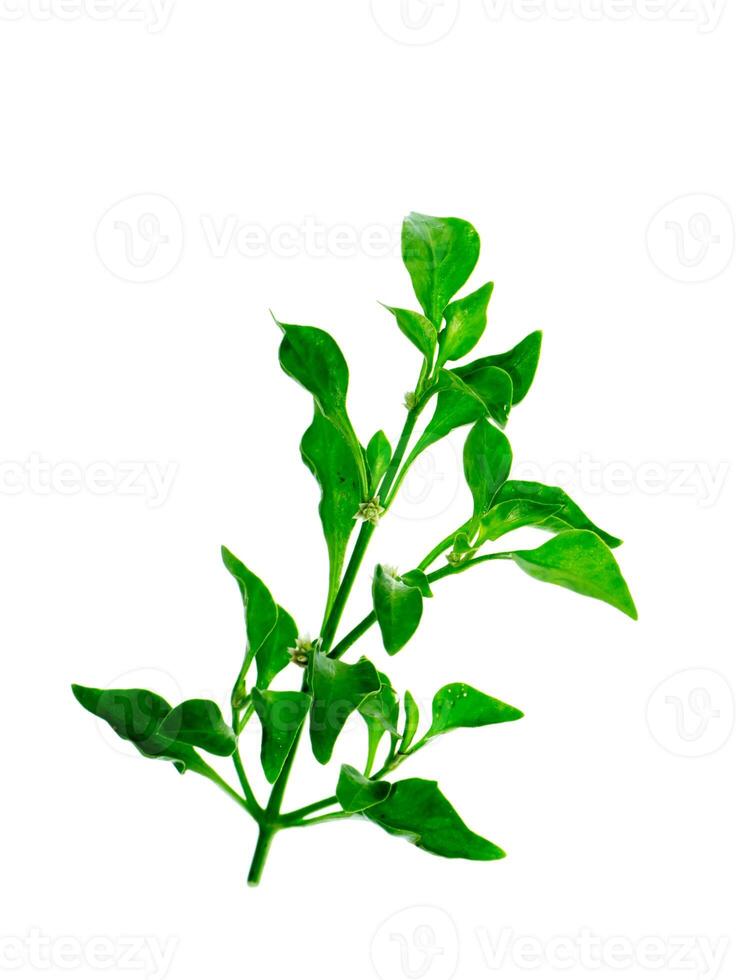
[221,547,278,671]
[359,671,400,769]
[380,305,436,365]
[402,212,480,326]
[71,685,207,775]
[476,499,563,545]
[301,410,362,612]
[509,529,637,619]
[463,419,512,520]
[366,429,392,496]
[254,604,298,690]
[401,568,433,598]
[372,565,424,655]
[439,281,494,365]
[494,480,623,548]
[252,689,312,783]
[398,691,420,754]
[461,330,542,405]
[427,683,523,738]
[366,778,505,860]
[276,318,368,494]
[307,652,381,764]
[157,699,237,757]
[336,765,391,813]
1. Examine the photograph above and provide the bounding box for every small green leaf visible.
[509,529,637,619]
[307,652,381,764]
[461,330,542,405]
[494,481,623,548]
[71,685,207,775]
[255,605,298,690]
[463,419,513,519]
[252,689,312,783]
[221,547,278,668]
[476,499,563,545]
[402,212,480,326]
[359,671,400,770]
[380,305,436,364]
[366,429,392,495]
[401,568,433,598]
[366,778,505,860]
[301,410,362,612]
[372,565,424,655]
[439,281,494,364]
[158,699,237,757]
[428,683,523,738]
[336,765,391,813]
[398,691,420,754]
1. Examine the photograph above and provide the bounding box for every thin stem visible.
[328,611,375,661]
[280,794,338,824]
[247,825,275,887]
[294,810,354,828]
[232,747,262,817]
[198,764,255,817]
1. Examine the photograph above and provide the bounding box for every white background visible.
[1,2,734,979]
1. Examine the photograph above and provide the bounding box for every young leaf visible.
[380,305,436,365]
[476,499,563,545]
[427,683,523,738]
[158,699,237,757]
[398,691,420,754]
[71,685,207,775]
[276,318,368,494]
[366,778,505,860]
[509,529,638,619]
[301,410,362,612]
[372,565,424,655]
[359,671,400,770]
[439,281,494,365]
[255,605,298,690]
[365,429,392,495]
[494,480,623,548]
[460,330,542,405]
[400,568,433,598]
[463,419,513,519]
[221,547,278,665]
[252,689,312,783]
[307,652,381,764]
[402,212,480,326]
[336,765,391,813]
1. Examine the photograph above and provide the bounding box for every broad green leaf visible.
[366,429,392,495]
[401,568,433,598]
[255,604,298,690]
[380,305,436,364]
[509,529,637,619]
[406,367,513,470]
[359,671,400,768]
[158,699,237,756]
[307,652,381,764]
[494,481,623,548]
[221,547,278,668]
[398,691,420,754]
[463,419,512,519]
[71,685,207,775]
[252,689,312,783]
[428,683,523,738]
[402,212,480,326]
[276,319,368,494]
[460,330,542,405]
[476,499,562,545]
[372,565,424,655]
[366,778,505,860]
[439,281,494,365]
[336,765,391,813]
[301,410,362,611]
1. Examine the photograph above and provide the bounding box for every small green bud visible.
[288,635,319,668]
[354,496,385,526]
[404,391,418,410]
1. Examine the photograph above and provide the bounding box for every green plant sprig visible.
[72,211,637,888]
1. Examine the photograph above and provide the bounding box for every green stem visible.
[280,794,338,824]
[232,747,262,817]
[247,825,275,887]
[198,764,255,817]
[328,611,375,661]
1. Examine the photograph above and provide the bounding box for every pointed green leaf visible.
[428,683,523,738]
[494,480,623,548]
[366,778,505,860]
[463,419,513,520]
[366,429,392,495]
[381,305,436,364]
[476,499,563,545]
[336,765,391,813]
[307,652,381,764]
[71,685,207,775]
[402,212,480,326]
[460,330,542,405]
[301,410,362,611]
[401,568,433,598]
[158,699,237,757]
[372,565,424,655]
[398,691,420,754]
[221,547,278,665]
[509,529,637,619]
[359,671,400,768]
[252,689,312,783]
[255,604,298,690]
[439,281,494,365]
